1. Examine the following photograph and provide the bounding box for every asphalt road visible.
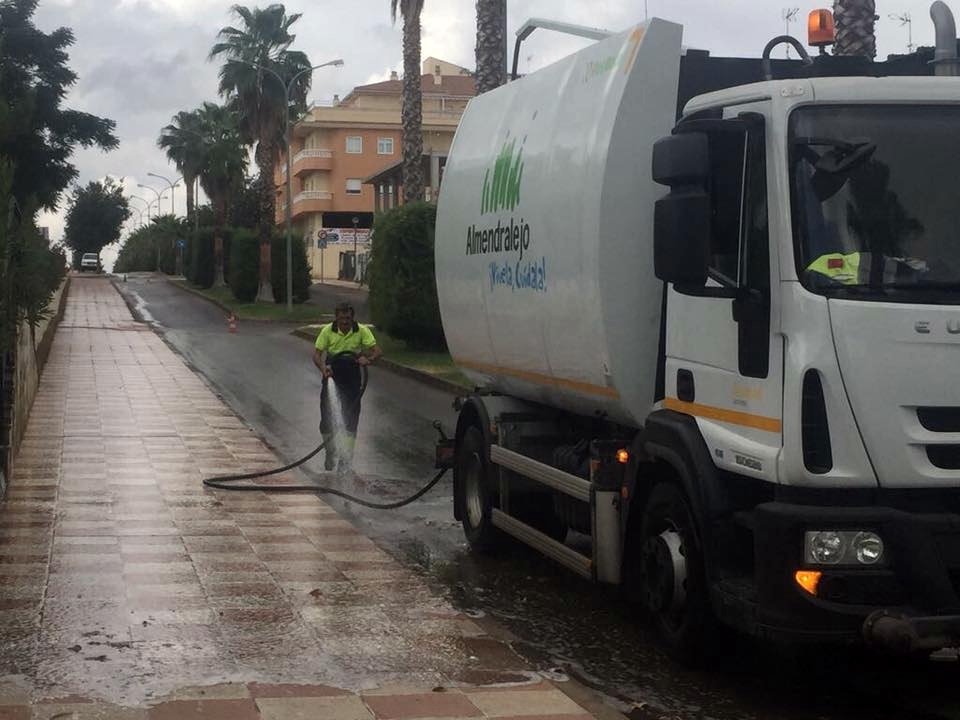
[119,273,960,720]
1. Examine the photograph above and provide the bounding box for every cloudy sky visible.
[33,0,946,267]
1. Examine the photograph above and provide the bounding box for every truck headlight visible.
[852,531,884,565]
[804,530,885,566]
[806,530,846,565]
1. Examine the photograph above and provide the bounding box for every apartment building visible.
[276,57,476,281]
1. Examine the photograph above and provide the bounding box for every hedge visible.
[368,202,445,350]
[187,226,215,289]
[270,231,311,304]
[228,228,259,302]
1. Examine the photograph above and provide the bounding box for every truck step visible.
[491,445,591,502]
[492,509,593,580]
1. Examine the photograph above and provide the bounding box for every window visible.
[346,179,362,195]
[704,129,747,286]
[346,136,362,154]
[377,137,394,155]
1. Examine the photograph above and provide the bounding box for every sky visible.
[32,0,946,269]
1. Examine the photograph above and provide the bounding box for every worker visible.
[806,251,864,285]
[313,302,382,474]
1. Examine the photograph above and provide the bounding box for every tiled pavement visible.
[0,277,614,719]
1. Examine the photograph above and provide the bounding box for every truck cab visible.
[654,76,960,651]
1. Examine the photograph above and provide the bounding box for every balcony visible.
[280,149,334,179]
[278,190,334,222]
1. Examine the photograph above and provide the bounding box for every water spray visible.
[202,355,449,509]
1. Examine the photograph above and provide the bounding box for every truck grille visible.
[918,407,960,433]
[927,445,960,470]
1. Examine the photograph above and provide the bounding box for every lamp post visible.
[147,172,182,216]
[129,196,149,224]
[129,195,151,222]
[352,216,359,283]
[236,57,344,312]
[137,184,168,218]
[128,206,145,228]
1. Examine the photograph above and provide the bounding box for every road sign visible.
[176,238,186,249]
[317,229,328,250]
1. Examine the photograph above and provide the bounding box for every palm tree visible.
[210,3,312,300]
[157,110,204,223]
[196,102,248,287]
[833,0,877,59]
[391,0,425,203]
[475,0,506,94]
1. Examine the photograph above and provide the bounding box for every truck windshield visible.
[790,105,960,302]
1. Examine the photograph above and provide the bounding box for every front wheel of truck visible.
[457,426,500,553]
[640,481,713,662]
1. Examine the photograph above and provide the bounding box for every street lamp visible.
[129,195,151,222]
[235,57,344,311]
[352,216,359,283]
[128,206,145,228]
[137,184,168,218]
[147,172,182,215]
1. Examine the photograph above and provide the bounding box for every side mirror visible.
[653,133,710,186]
[652,133,711,287]
[654,191,711,286]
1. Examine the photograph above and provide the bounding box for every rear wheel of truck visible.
[640,482,712,662]
[458,426,500,553]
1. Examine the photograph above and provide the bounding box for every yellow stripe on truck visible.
[664,398,782,434]
[454,358,621,400]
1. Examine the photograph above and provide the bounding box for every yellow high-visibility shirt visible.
[315,322,377,356]
[806,252,863,285]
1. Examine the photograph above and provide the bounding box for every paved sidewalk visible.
[0,277,611,718]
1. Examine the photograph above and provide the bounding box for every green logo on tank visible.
[481,138,524,214]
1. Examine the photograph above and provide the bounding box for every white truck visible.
[434,5,960,657]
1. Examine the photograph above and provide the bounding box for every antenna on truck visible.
[512,18,613,80]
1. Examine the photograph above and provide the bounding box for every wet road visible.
[121,274,960,720]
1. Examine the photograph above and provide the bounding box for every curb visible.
[291,327,468,396]
[165,278,234,316]
[165,277,333,324]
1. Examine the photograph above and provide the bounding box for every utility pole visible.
[889,12,915,53]
[783,7,800,57]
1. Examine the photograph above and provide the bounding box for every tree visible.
[63,180,129,267]
[228,177,263,229]
[158,110,205,222]
[114,216,189,275]
[196,102,248,286]
[391,0,425,203]
[0,0,118,210]
[475,0,507,94]
[833,0,877,59]
[210,3,312,301]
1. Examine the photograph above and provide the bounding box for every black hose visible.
[202,358,448,509]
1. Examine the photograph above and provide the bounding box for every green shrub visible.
[270,231,311,304]
[187,226,215,288]
[368,202,445,350]
[228,228,260,302]
[115,228,156,273]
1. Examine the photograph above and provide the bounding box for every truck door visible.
[661,108,783,482]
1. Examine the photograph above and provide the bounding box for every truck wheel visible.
[639,482,711,662]
[458,426,499,552]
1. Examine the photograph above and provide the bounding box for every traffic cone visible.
[228,313,237,333]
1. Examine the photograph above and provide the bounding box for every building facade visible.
[276,58,475,281]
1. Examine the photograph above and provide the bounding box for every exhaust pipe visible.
[930,1,960,76]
